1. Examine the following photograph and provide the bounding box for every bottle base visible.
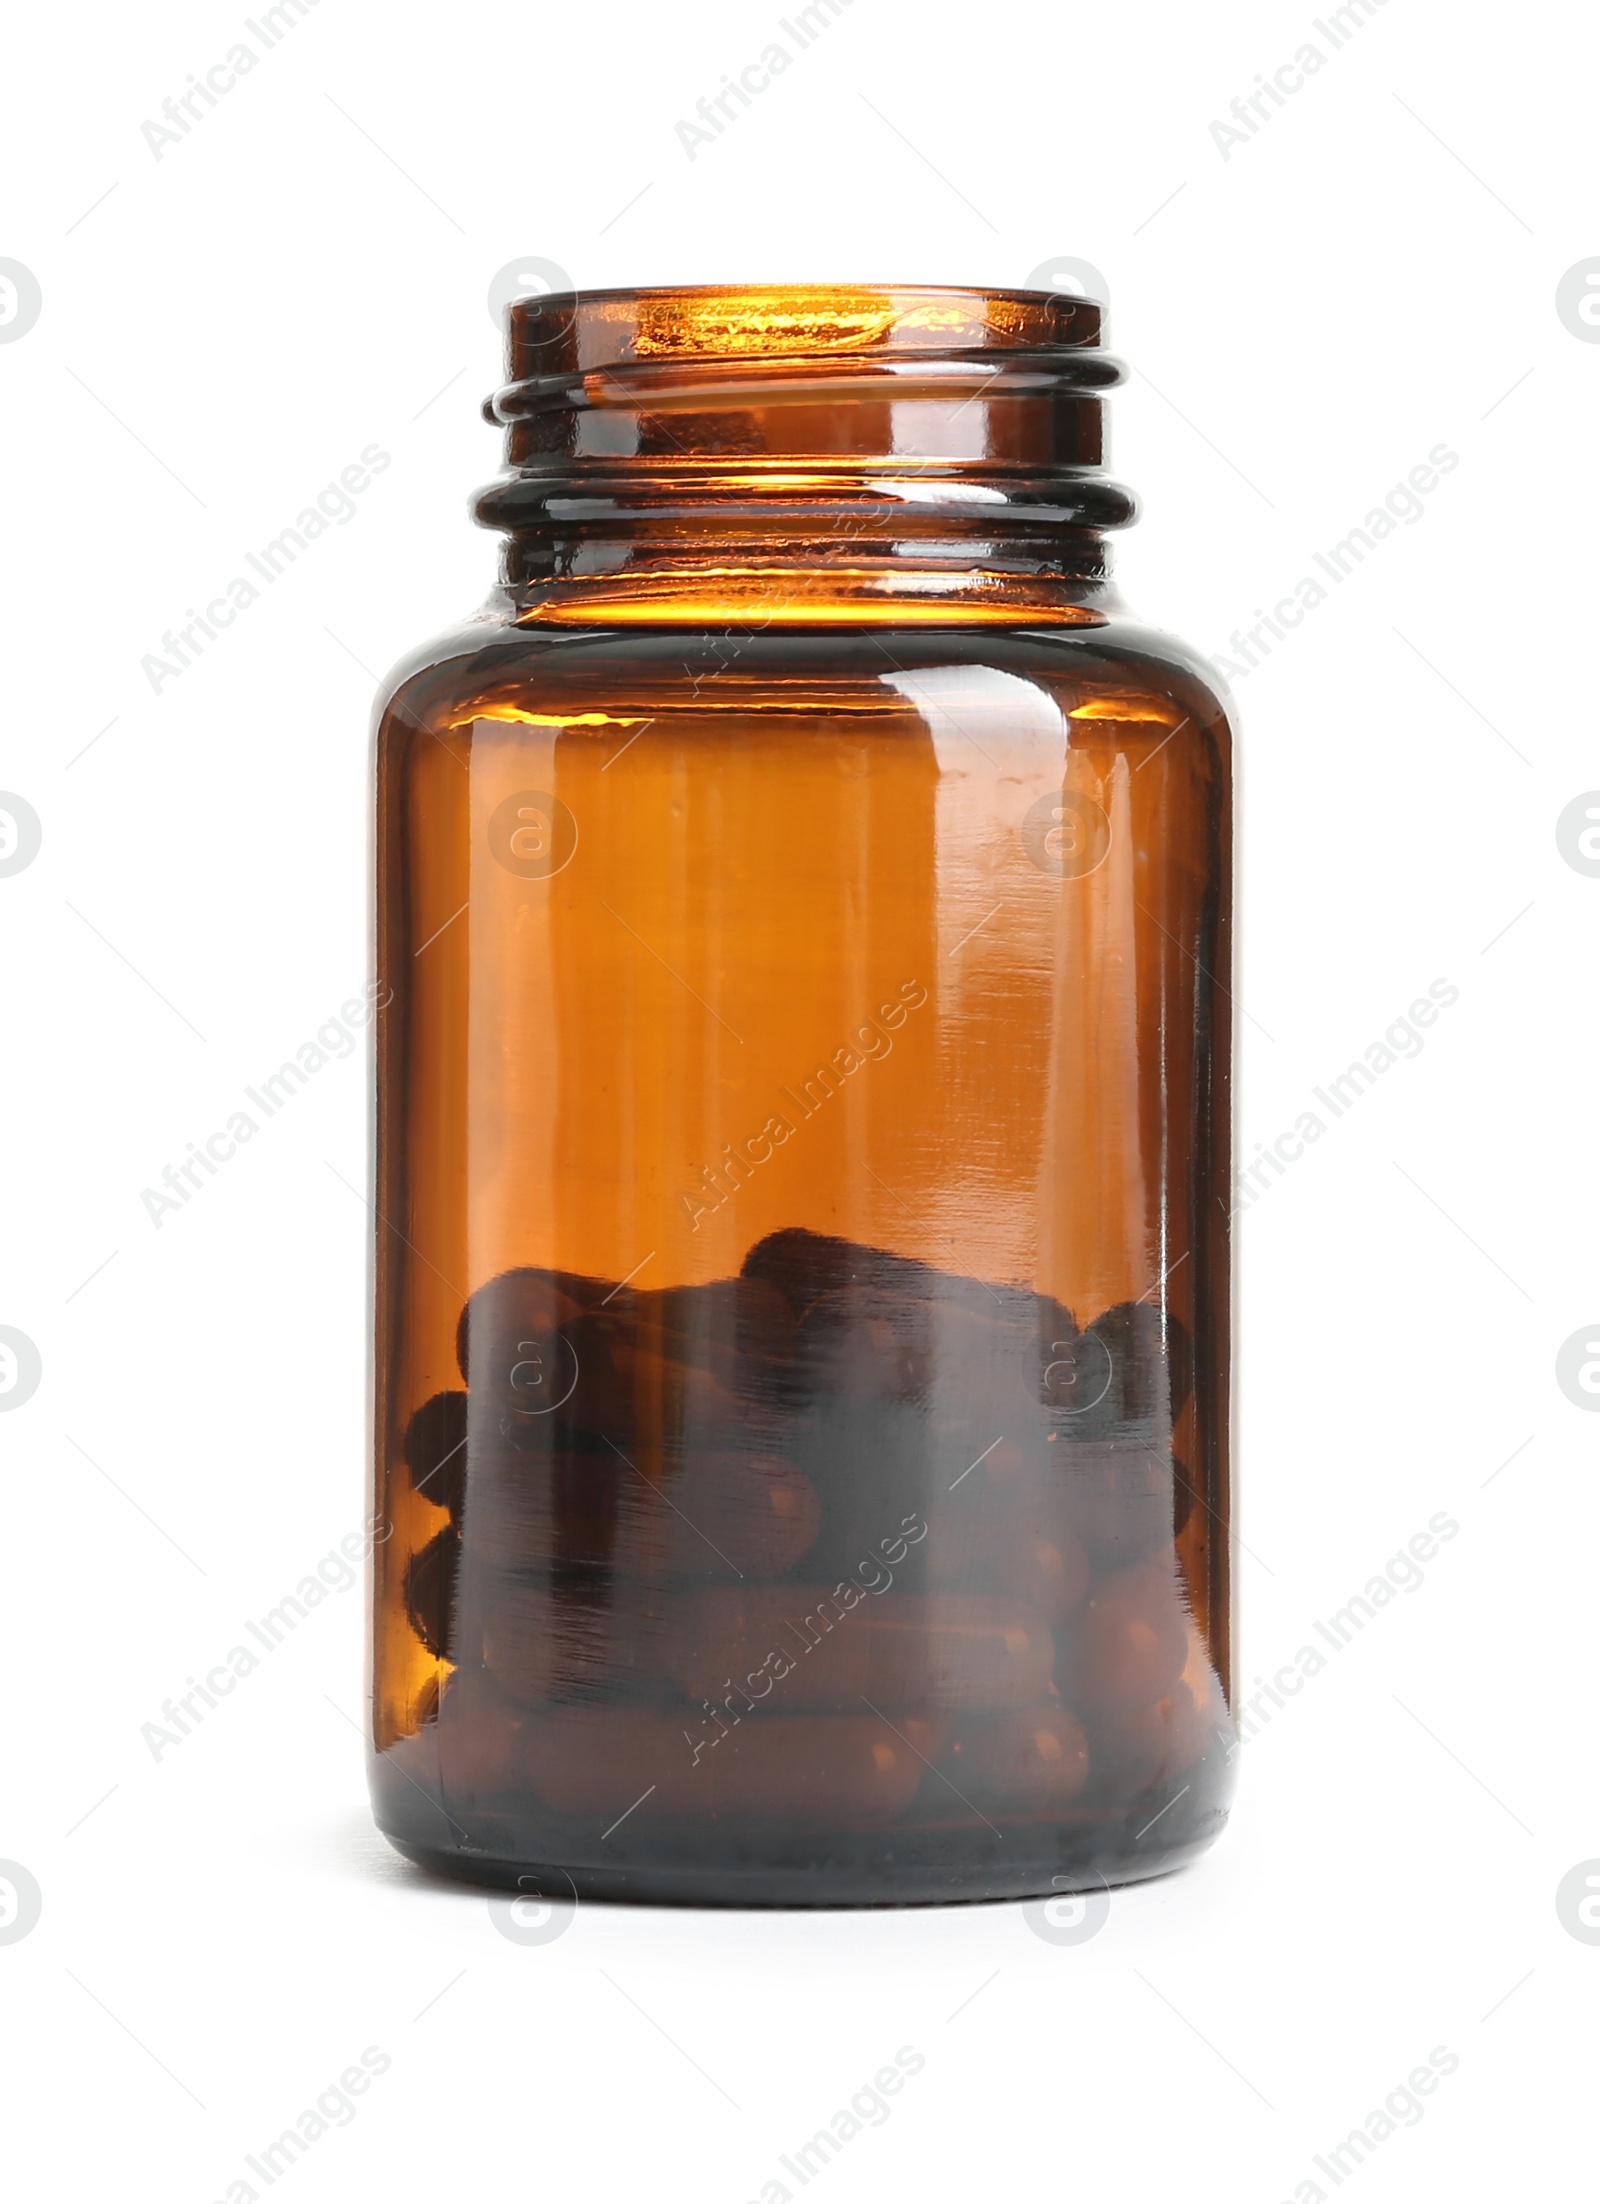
[372,1780,1231,1909]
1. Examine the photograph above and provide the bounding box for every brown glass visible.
[367,285,1235,1905]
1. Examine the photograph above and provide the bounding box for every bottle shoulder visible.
[372,606,1233,759]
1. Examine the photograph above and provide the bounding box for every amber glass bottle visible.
[368,284,1235,1905]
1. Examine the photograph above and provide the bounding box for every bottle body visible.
[369,609,1234,1904]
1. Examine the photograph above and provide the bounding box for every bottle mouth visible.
[496,281,1107,360]
[475,284,1136,623]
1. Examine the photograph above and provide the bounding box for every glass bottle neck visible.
[488,497,1123,627]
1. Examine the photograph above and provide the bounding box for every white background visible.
[1,0,1593,2196]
